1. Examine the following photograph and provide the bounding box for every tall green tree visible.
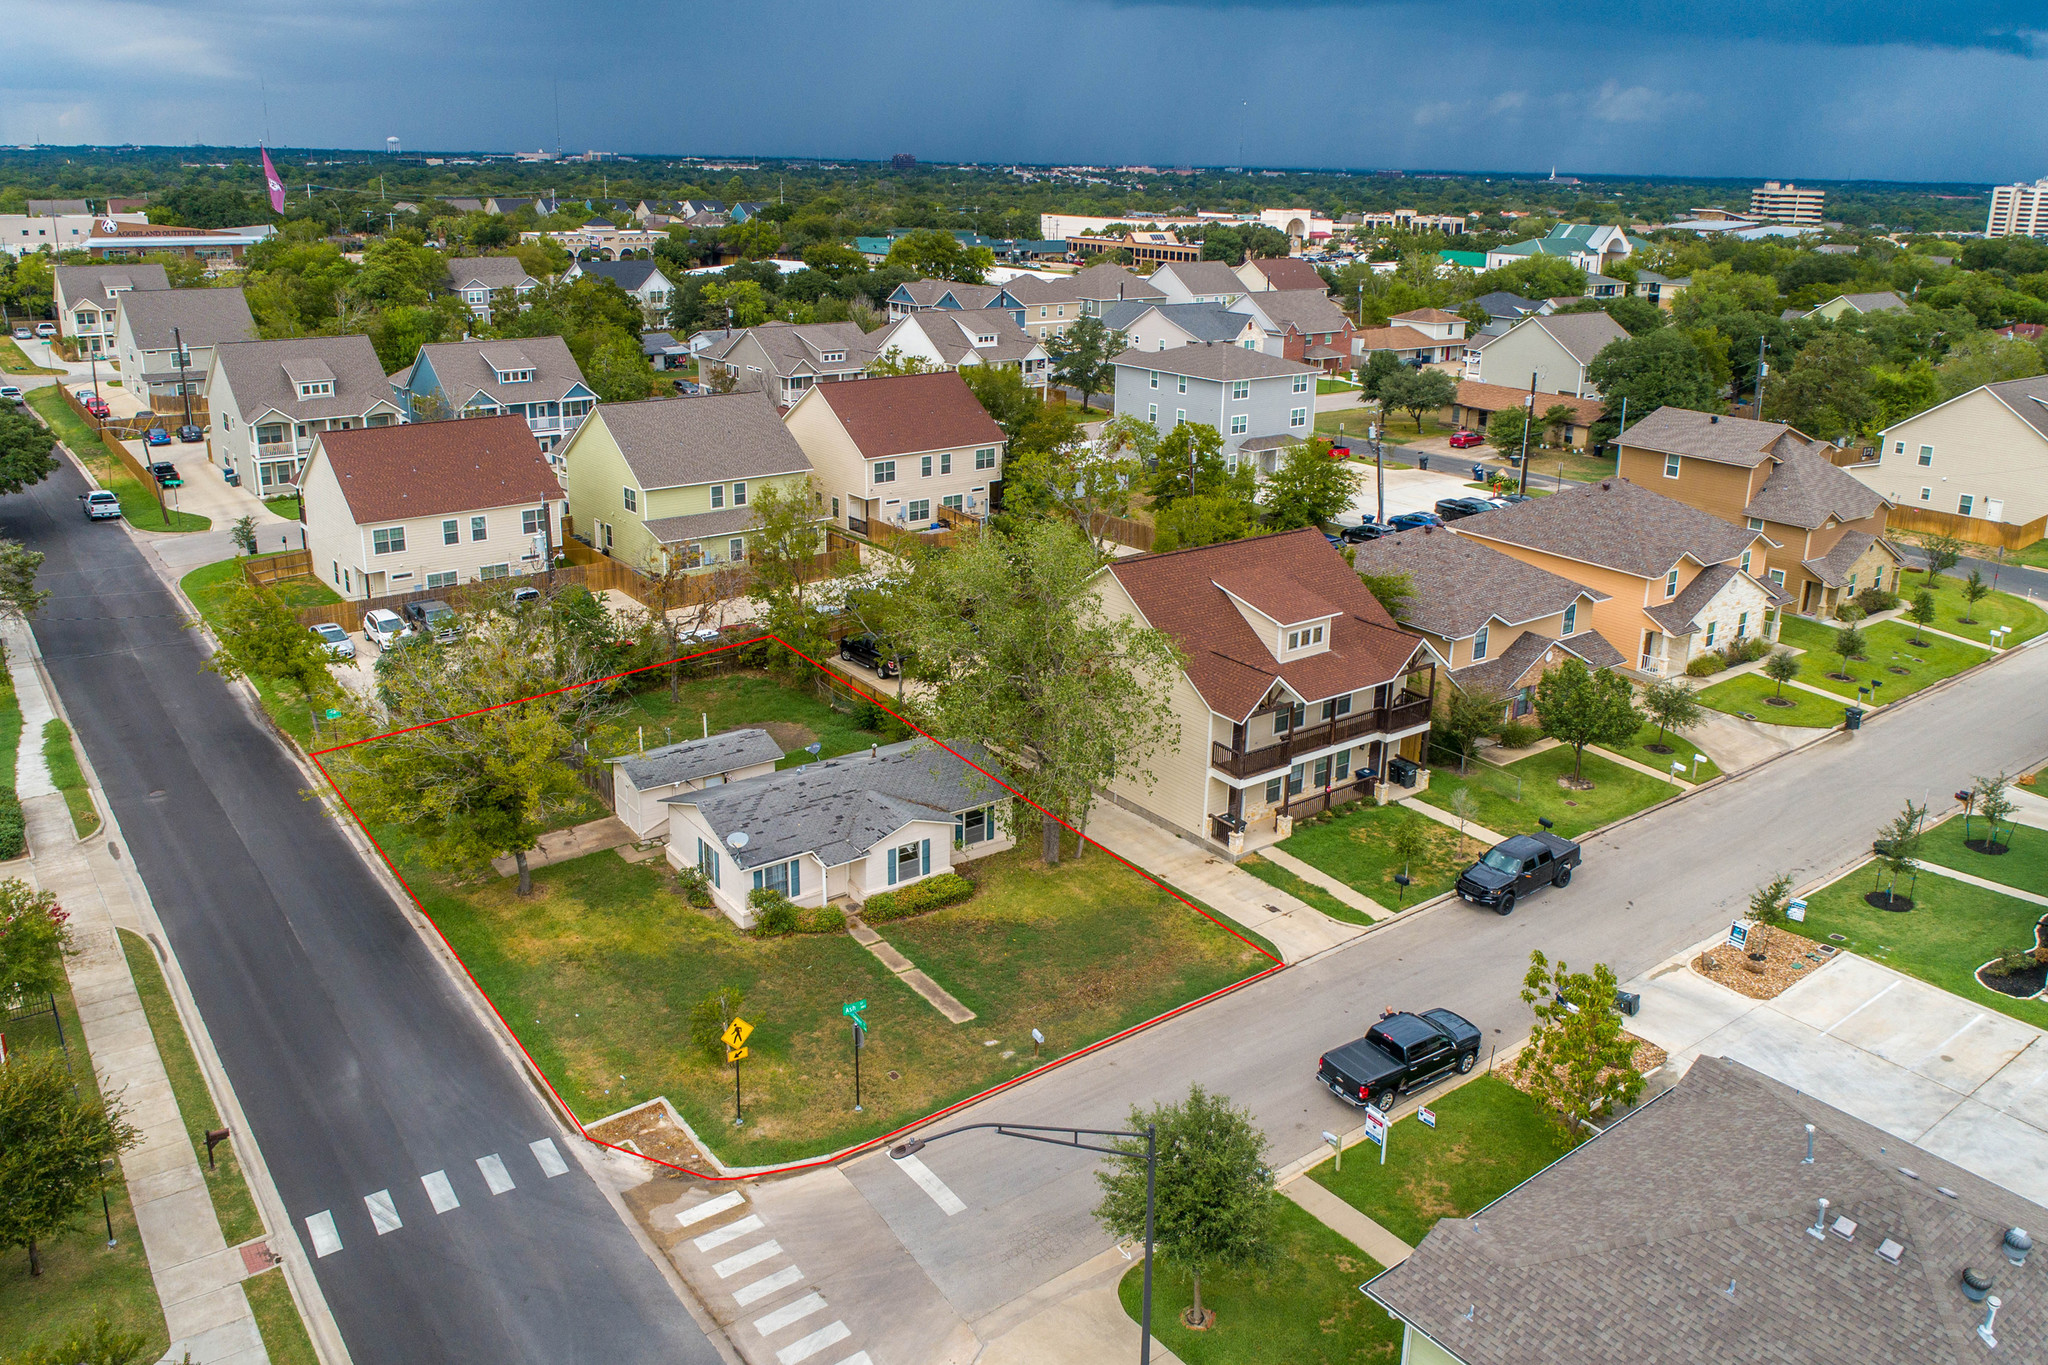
[585,332,657,402]
[1392,366,1456,432]
[0,879,71,999]
[1959,568,1991,623]
[892,519,1182,863]
[1153,493,1255,552]
[0,1053,140,1276]
[884,230,993,283]
[1094,1084,1277,1329]
[1585,328,1722,441]
[1873,800,1927,908]
[1044,316,1125,410]
[1906,590,1937,645]
[746,481,832,683]
[1534,659,1641,782]
[1148,421,1251,509]
[0,541,46,621]
[0,410,59,496]
[1638,676,1703,751]
[1762,647,1801,699]
[1767,330,1878,439]
[204,583,341,737]
[1259,443,1355,530]
[1513,951,1643,1141]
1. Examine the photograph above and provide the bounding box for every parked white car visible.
[33,323,55,338]
[309,621,356,661]
[0,385,21,403]
[363,609,411,650]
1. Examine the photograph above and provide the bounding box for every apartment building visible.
[1987,178,2048,238]
[1748,181,1826,226]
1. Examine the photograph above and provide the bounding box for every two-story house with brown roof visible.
[1453,478,1786,678]
[785,371,1006,532]
[1616,407,1904,617]
[1092,528,1439,853]
[1348,526,1621,722]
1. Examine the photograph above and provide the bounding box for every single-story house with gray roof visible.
[610,728,784,840]
[664,739,1011,927]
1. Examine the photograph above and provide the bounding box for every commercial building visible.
[1987,178,2048,238]
[1749,181,1826,225]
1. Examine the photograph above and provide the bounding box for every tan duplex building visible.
[1092,528,1438,853]
[1453,478,1787,678]
[1617,407,1903,617]
[1854,374,2048,539]
[785,371,1006,532]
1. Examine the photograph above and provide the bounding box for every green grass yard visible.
[1603,721,1722,782]
[1695,670,1845,727]
[1894,566,2048,646]
[1236,854,1366,923]
[390,835,1272,1167]
[2004,541,2048,570]
[597,670,885,771]
[1266,802,1483,909]
[1417,745,1672,840]
[262,495,302,521]
[1779,617,1987,703]
[1,338,64,374]
[180,558,345,748]
[1117,1198,1399,1365]
[1307,1075,1572,1246]
[26,387,210,532]
[1916,816,2048,896]
[44,719,100,838]
[1794,860,2048,1031]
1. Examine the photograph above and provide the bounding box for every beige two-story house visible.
[1093,527,1439,853]
[54,262,166,357]
[112,286,257,418]
[301,414,564,601]
[1617,406,1903,617]
[786,370,1006,531]
[1853,374,2048,538]
[206,335,404,495]
[1453,478,1787,677]
[560,391,816,571]
[1471,311,1628,397]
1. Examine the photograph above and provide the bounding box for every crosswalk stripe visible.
[733,1264,804,1307]
[530,1138,569,1177]
[477,1153,515,1195]
[755,1293,828,1337]
[694,1213,765,1253]
[305,1210,342,1258]
[677,1190,745,1228]
[364,1189,402,1235]
[895,1153,967,1215]
[777,1322,851,1365]
[713,1240,783,1278]
[830,1354,874,1365]
[422,1170,460,1214]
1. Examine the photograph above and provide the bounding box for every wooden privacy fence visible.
[243,550,314,588]
[55,385,156,492]
[1887,503,2048,554]
[1087,511,1154,553]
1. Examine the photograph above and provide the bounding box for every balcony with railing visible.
[1209,692,1433,780]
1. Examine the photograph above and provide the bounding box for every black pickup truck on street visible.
[1317,1008,1483,1112]
[1455,828,1582,915]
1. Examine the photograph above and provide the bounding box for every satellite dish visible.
[806,742,822,755]
[726,831,749,849]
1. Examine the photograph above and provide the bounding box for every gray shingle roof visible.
[588,390,812,491]
[1530,311,1629,365]
[707,321,878,378]
[212,335,395,423]
[1450,627,1623,694]
[668,741,1001,870]
[446,256,537,291]
[876,309,1043,366]
[1348,525,1607,641]
[1470,291,1540,319]
[612,729,782,789]
[891,280,1005,311]
[1835,290,1908,313]
[1109,342,1319,382]
[1803,530,1902,588]
[1455,478,1763,580]
[1367,1056,2047,1365]
[1149,261,1244,296]
[641,507,763,545]
[1619,406,1809,468]
[1643,561,1788,633]
[408,335,589,408]
[1985,374,2048,441]
[1745,443,1888,529]
[117,286,257,352]
[1103,301,1249,343]
[1006,264,1165,307]
[1235,288,1350,335]
[56,262,168,310]
[569,259,667,292]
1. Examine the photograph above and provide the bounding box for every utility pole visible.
[1613,395,1627,474]
[1754,335,1769,418]
[1516,370,1536,497]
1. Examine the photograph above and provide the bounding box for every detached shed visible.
[609,728,784,839]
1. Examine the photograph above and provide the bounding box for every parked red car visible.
[1447,429,1484,449]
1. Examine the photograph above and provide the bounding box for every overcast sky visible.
[4,0,2046,183]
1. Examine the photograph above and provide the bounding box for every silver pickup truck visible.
[79,489,121,520]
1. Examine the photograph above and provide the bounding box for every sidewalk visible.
[1082,800,1363,963]
[1396,795,1506,849]
[6,632,270,1364]
[1258,845,1388,919]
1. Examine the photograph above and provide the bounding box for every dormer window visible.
[495,367,534,384]
[297,380,333,399]
[822,351,845,363]
[1285,624,1326,651]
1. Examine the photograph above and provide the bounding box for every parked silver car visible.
[309,622,357,661]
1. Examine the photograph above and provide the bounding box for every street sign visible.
[1787,899,1807,923]
[1417,1106,1437,1129]
[1727,921,1750,949]
[722,1017,753,1063]
[842,1000,868,1020]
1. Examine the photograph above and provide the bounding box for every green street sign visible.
[842,1000,868,1019]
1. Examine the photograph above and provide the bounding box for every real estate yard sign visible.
[1362,1105,1389,1165]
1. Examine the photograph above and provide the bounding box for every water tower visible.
[386,136,400,155]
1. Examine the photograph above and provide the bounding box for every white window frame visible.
[1472,623,1490,661]
[1663,452,1680,478]
[1292,373,1310,393]
[1230,379,1250,400]
[372,526,405,554]
[873,460,896,484]
[975,447,996,469]
[470,515,487,542]
[1664,568,1679,598]
[1230,413,1248,435]
[1959,494,1975,516]
[733,481,747,506]
[1917,444,1933,466]
[442,518,459,546]
[622,487,638,513]
[1561,602,1577,636]
[1289,407,1307,429]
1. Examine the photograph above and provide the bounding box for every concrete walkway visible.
[5,624,270,1365]
[1258,845,1388,919]
[847,916,977,1023]
[1587,743,1694,789]
[1281,1178,1412,1268]
[1916,858,2048,908]
[1683,704,1809,770]
[1396,795,1506,849]
[490,814,635,877]
[1082,800,1363,963]
[11,636,54,797]
[2008,787,2048,832]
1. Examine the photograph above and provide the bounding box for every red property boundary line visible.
[309,634,1285,1182]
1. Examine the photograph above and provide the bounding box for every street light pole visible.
[891,1121,1159,1363]
[1516,370,1536,497]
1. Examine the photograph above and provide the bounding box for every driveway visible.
[1624,944,2048,1208]
[1336,464,1487,524]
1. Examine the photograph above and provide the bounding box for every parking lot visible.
[1335,461,1498,525]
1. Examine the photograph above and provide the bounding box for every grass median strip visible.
[1417,746,1670,841]
[25,387,209,532]
[1237,854,1371,924]
[1775,616,1986,703]
[43,718,100,838]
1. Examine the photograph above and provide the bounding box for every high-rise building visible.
[1749,181,1825,225]
[1987,179,2048,238]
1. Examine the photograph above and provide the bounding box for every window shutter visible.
[790,859,801,897]
[887,850,897,886]
[753,869,763,890]
[921,839,931,877]
[955,814,965,843]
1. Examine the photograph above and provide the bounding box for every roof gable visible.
[311,414,561,525]
[805,371,1005,458]
[1454,477,1762,579]
[587,391,814,491]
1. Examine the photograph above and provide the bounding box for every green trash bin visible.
[1844,705,1864,731]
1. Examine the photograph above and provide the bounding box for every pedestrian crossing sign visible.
[722,1017,754,1063]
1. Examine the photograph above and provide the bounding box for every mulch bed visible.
[1981,961,2047,999]
[1763,696,1797,708]
[1864,890,1916,912]
[1693,927,1837,1000]
[1965,839,2013,855]
[1504,1031,1666,1101]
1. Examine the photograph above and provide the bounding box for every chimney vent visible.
[1875,1238,1904,1265]
[1802,1123,1815,1163]
[1807,1197,1830,1240]
[2003,1228,2031,1266]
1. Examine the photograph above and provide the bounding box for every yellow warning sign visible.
[722,1017,754,1063]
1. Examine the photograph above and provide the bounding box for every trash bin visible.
[1472,463,1486,481]
[1387,756,1420,788]
[1844,705,1864,731]
[1417,455,1430,471]
[1613,990,1641,1017]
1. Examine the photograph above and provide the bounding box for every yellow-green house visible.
[560,391,816,571]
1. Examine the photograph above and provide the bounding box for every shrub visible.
[749,887,801,936]
[1835,602,1865,622]
[1736,636,1773,663]
[1854,588,1899,614]
[1993,946,2038,977]
[860,871,975,924]
[799,905,845,934]
[674,864,713,908]
[688,986,745,1065]
[0,792,24,860]
[1685,654,1722,678]
[1495,719,1541,749]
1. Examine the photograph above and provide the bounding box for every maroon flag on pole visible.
[261,146,286,213]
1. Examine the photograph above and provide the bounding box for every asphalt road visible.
[844,637,2048,1322]
[3,459,718,1364]
[1900,544,2048,601]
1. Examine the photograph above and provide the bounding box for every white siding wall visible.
[1863,389,2048,525]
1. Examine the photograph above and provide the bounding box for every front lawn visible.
[1416,745,1672,840]
[1695,671,1847,728]
[394,837,1272,1167]
[1776,618,1987,703]
[181,558,344,747]
[2004,541,2048,570]
[262,495,302,521]
[1602,721,1723,782]
[1270,802,1480,908]
[1237,854,1368,923]
[1,338,63,374]
[1895,566,2048,646]
[26,387,210,532]
[1795,862,2048,1031]
[1307,1075,1572,1247]
[1916,816,2048,896]
[1117,1198,1399,1365]
[1316,377,1359,394]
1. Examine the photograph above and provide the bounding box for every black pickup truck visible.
[1455,830,1581,916]
[1317,1009,1482,1112]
